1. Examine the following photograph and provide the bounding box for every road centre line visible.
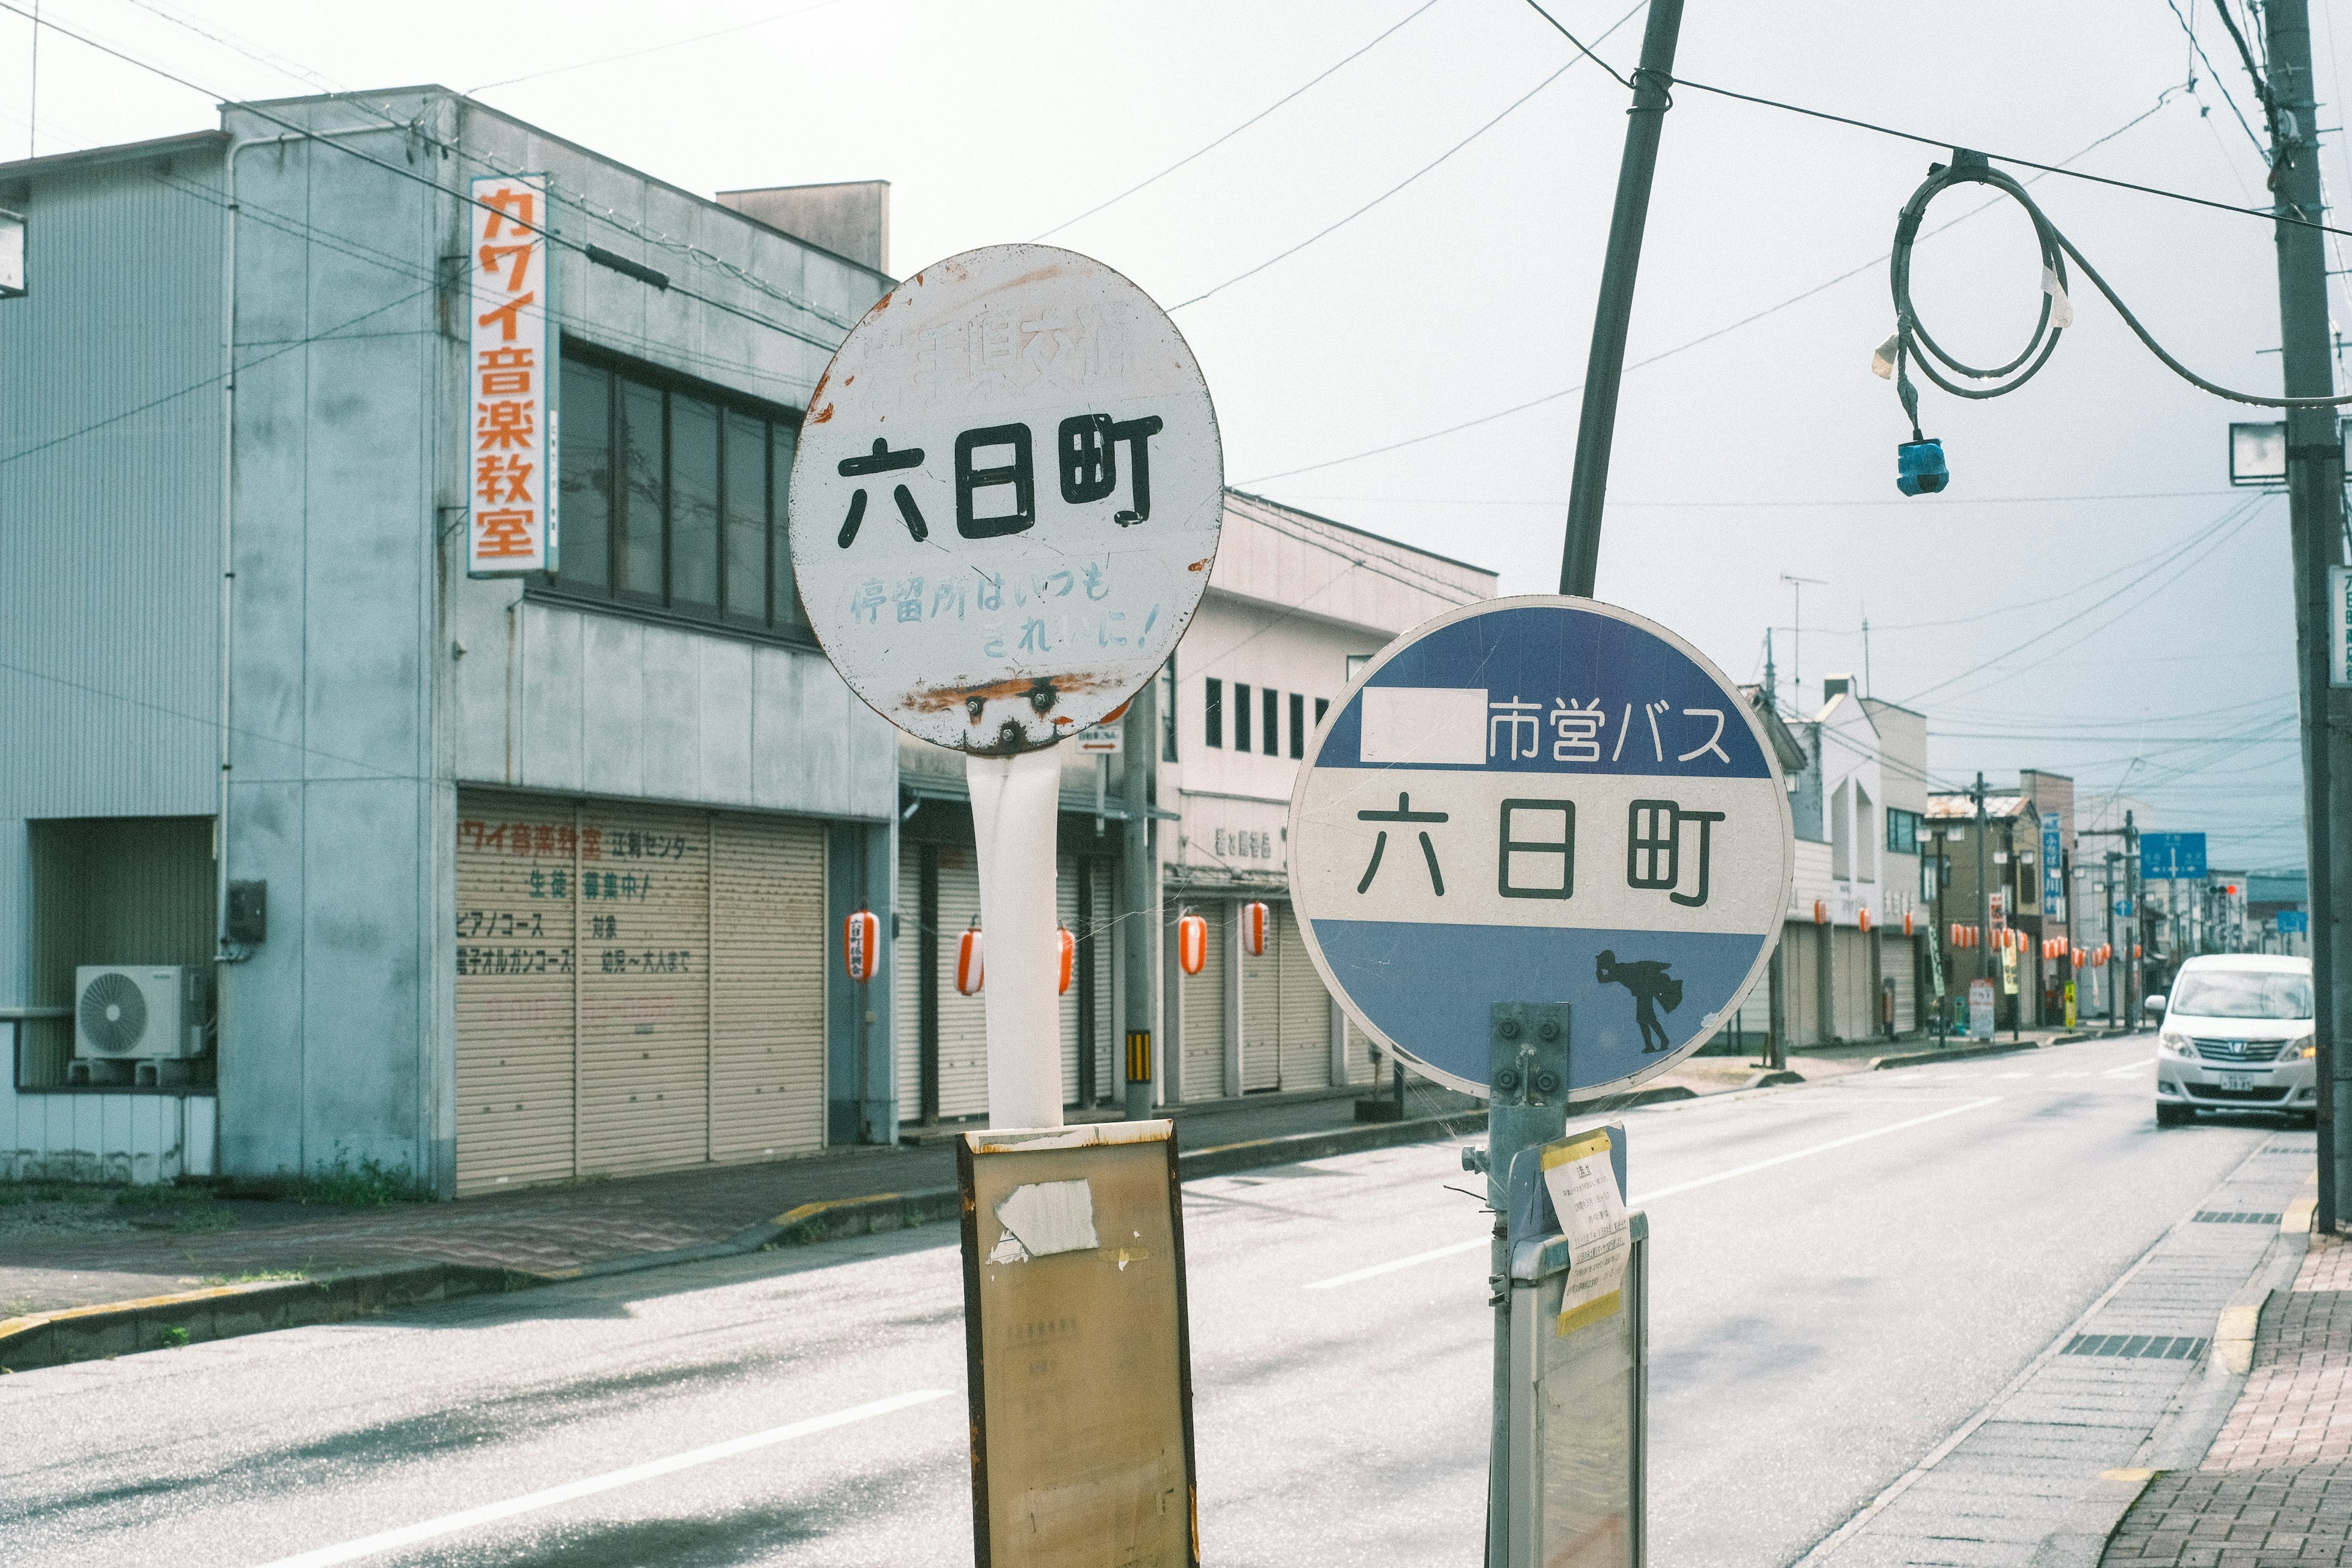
[1302,1098,2003,1289]
[2103,1056,2155,1078]
[245,1389,951,1568]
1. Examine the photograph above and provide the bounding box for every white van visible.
[2150,954,2316,1126]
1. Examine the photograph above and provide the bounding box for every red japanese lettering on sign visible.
[475,454,535,505]
[476,510,537,559]
[476,399,536,452]
[477,345,533,397]
[478,186,536,238]
[477,292,537,344]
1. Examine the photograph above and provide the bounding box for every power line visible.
[1033,0,1448,241]
[2162,0,2269,159]
[0,2,856,354]
[1239,87,2193,483]
[1170,1,1646,312]
[1283,488,2238,508]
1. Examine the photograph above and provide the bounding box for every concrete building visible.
[1,89,900,1192]
[1731,676,1929,1047]
[888,491,1498,1126]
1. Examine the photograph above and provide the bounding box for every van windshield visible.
[2169,972,2313,1020]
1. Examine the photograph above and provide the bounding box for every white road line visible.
[2103,1056,2157,1078]
[1991,1072,2034,1079]
[1629,1097,2003,1204]
[1303,1097,2003,1289]
[246,1389,951,1568]
[1305,1235,1488,1290]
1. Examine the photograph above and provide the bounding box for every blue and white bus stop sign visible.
[1288,597,1794,1101]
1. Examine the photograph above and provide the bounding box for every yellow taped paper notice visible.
[1540,1131,1630,1335]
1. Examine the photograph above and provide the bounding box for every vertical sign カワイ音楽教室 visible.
[467,173,556,578]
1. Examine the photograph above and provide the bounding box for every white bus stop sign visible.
[789,244,1223,753]
[1289,597,1793,1100]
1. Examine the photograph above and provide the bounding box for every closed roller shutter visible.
[1841,929,1874,1038]
[1891,936,1917,1033]
[454,792,578,1195]
[895,852,922,1119]
[1241,910,1280,1092]
[577,806,710,1177]
[1275,905,1331,1091]
[1058,857,1084,1108]
[1053,856,1115,1110]
[1180,902,1226,1102]
[1784,924,1821,1047]
[934,850,989,1118]
[1089,859,1113,1103]
[710,813,827,1162]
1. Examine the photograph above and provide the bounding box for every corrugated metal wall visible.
[0,155,228,826]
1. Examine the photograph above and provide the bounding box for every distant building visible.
[1925,769,2081,1031]
[2248,869,2310,956]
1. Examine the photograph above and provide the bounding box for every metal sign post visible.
[1287,596,1792,1559]
[790,244,1223,1131]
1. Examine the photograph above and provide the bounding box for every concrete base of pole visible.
[969,745,1064,1130]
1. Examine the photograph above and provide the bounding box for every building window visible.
[1262,687,1279,756]
[1234,683,1252,752]
[1886,808,1921,856]
[550,343,804,636]
[1289,693,1306,760]
[1204,679,1223,748]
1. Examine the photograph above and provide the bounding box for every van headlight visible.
[2160,1032,2193,1056]
[2294,1035,2316,1060]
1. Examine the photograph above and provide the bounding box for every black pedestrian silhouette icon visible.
[1596,949,1683,1053]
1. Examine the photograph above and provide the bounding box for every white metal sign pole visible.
[968,747,1065,1128]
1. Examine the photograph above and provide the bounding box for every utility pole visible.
[2266,0,2352,1235]
[1972,773,1992,1015]
[1121,669,1160,1120]
[2105,851,2120,1030]
[1558,0,1686,596]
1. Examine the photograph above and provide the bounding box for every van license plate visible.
[2220,1073,2256,1092]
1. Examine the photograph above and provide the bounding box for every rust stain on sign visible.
[903,670,1126,716]
[809,403,834,424]
[1187,556,1212,573]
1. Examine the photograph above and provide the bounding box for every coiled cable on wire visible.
[1885,149,2352,440]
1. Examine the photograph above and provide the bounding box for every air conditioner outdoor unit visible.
[74,965,208,1063]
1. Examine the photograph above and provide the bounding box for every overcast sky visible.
[2,0,2328,871]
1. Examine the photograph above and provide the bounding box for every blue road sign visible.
[2040,812,2064,916]
[2139,832,2208,881]
[2115,899,2133,918]
[2280,910,2310,934]
[1288,598,1794,1101]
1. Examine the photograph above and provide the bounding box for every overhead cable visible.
[1033,0,1449,241]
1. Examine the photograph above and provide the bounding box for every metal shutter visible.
[934,850,989,1119]
[1180,902,1226,1102]
[1891,935,1917,1033]
[710,813,827,1162]
[1839,929,1873,1039]
[1784,924,1820,1047]
[454,791,579,1195]
[1241,909,1280,1092]
[895,851,922,1119]
[1058,856,1083,1108]
[1091,860,1114,1102]
[576,806,710,1177]
[1275,903,1332,1091]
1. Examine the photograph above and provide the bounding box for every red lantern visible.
[1858,907,1872,933]
[1814,900,1829,926]
[843,909,880,983]
[2133,944,2143,961]
[1057,925,1075,997]
[956,922,984,996]
[1903,910,1917,937]
[1243,900,1270,957]
[1177,913,1207,976]
[2072,948,2086,969]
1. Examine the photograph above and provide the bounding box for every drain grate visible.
[2263,1142,2317,1155]
[2062,1333,2208,1360]
[2195,1210,2284,1224]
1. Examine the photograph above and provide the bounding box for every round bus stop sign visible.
[789,244,1223,753]
[1288,597,1793,1100]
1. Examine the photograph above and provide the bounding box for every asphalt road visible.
[0,1032,2286,1568]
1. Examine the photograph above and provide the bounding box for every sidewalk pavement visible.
[2099,1205,2352,1565]
[1801,1130,2317,1568]
[0,1024,2099,1369]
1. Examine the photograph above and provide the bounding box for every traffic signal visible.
[1897,437,1948,496]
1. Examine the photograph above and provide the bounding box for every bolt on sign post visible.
[1287,596,1792,1560]
[466,173,556,578]
[790,244,1223,1130]
[959,1122,1198,1568]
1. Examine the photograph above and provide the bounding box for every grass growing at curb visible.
[279,1150,428,1208]
[196,1268,310,1286]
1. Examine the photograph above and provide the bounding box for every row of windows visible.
[1200,679,1327,760]
[549,347,806,635]
[1885,807,1922,856]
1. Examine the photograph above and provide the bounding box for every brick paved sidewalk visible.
[1,1080,1481,1317]
[2103,1232,2352,1566]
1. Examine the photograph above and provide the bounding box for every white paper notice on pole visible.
[467,172,554,577]
[1540,1129,1630,1335]
[2331,565,2351,688]
[788,244,1223,755]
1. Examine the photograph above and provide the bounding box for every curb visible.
[1871,1041,2041,1071]
[0,1108,1498,1373]
[0,1261,518,1374]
